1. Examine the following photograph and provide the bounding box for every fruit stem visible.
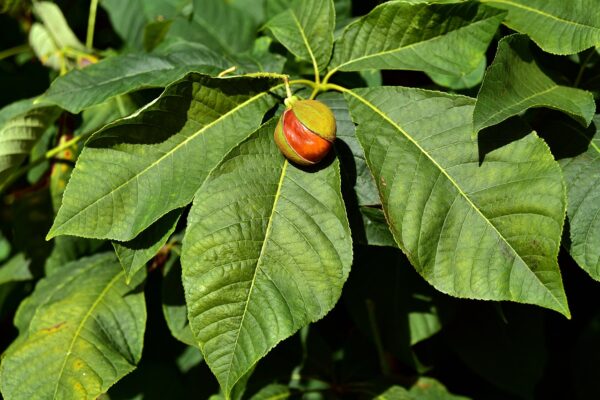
[283,75,293,100]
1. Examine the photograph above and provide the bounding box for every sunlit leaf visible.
[346,87,570,317]
[48,74,280,241]
[0,253,146,400]
[329,2,504,81]
[181,119,352,396]
[480,0,600,55]
[474,35,595,133]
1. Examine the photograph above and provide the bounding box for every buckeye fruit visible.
[274,97,336,166]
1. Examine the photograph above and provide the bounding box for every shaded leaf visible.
[474,35,595,133]
[447,305,546,399]
[0,253,32,286]
[181,119,352,396]
[329,2,504,81]
[265,0,334,72]
[318,92,379,206]
[480,0,600,55]
[249,384,290,400]
[47,73,280,241]
[346,87,570,317]
[360,207,396,248]
[409,377,471,399]
[0,105,61,184]
[162,255,197,347]
[0,253,146,400]
[560,116,600,280]
[113,208,181,282]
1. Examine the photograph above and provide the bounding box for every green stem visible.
[0,44,30,62]
[86,0,100,49]
[366,299,390,376]
[574,49,597,87]
[0,132,91,195]
[321,68,338,87]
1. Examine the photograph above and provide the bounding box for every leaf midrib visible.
[52,270,125,398]
[223,160,289,392]
[288,10,320,72]
[347,88,568,315]
[330,6,503,73]
[48,86,276,240]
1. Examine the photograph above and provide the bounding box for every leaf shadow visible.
[477,116,531,165]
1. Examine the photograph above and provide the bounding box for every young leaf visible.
[560,117,600,280]
[40,45,232,113]
[474,35,595,133]
[0,105,61,184]
[265,0,335,72]
[29,22,61,70]
[113,208,182,282]
[32,1,84,51]
[47,74,280,241]
[328,2,504,81]
[181,119,352,396]
[346,87,570,317]
[480,0,600,55]
[0,253,146,400]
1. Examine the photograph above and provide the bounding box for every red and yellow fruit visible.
[274,97,336,166]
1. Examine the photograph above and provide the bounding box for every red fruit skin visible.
[282,109,332,164]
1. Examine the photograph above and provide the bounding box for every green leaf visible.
[0,97,42,127]
[113,208,181,282]
[328,2,504,80]
[101,0,146,49]
[0,253,146,400]
[480,0,600,55]
[162,255,197,347]
[408,377,471,399]
[249,384,290,400]
[428,58,486,90]
[376,386,412,400]
[474,35,595,133]
[190,0,258,54]
[0,253,32,286]
[28,22,61,70]
[40,46,231,113]
[447,306,546,399]
[32,1,84,50]
[560,116,600,280]
[181,119,352,396]
[265,0,334,72]
[0,105,61,184]
[360,207,396,248]
[48,73,280,241]
[346,87,570,317]
[318,92,379,206]
[376,378,471,400]
[143,19,173,52]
